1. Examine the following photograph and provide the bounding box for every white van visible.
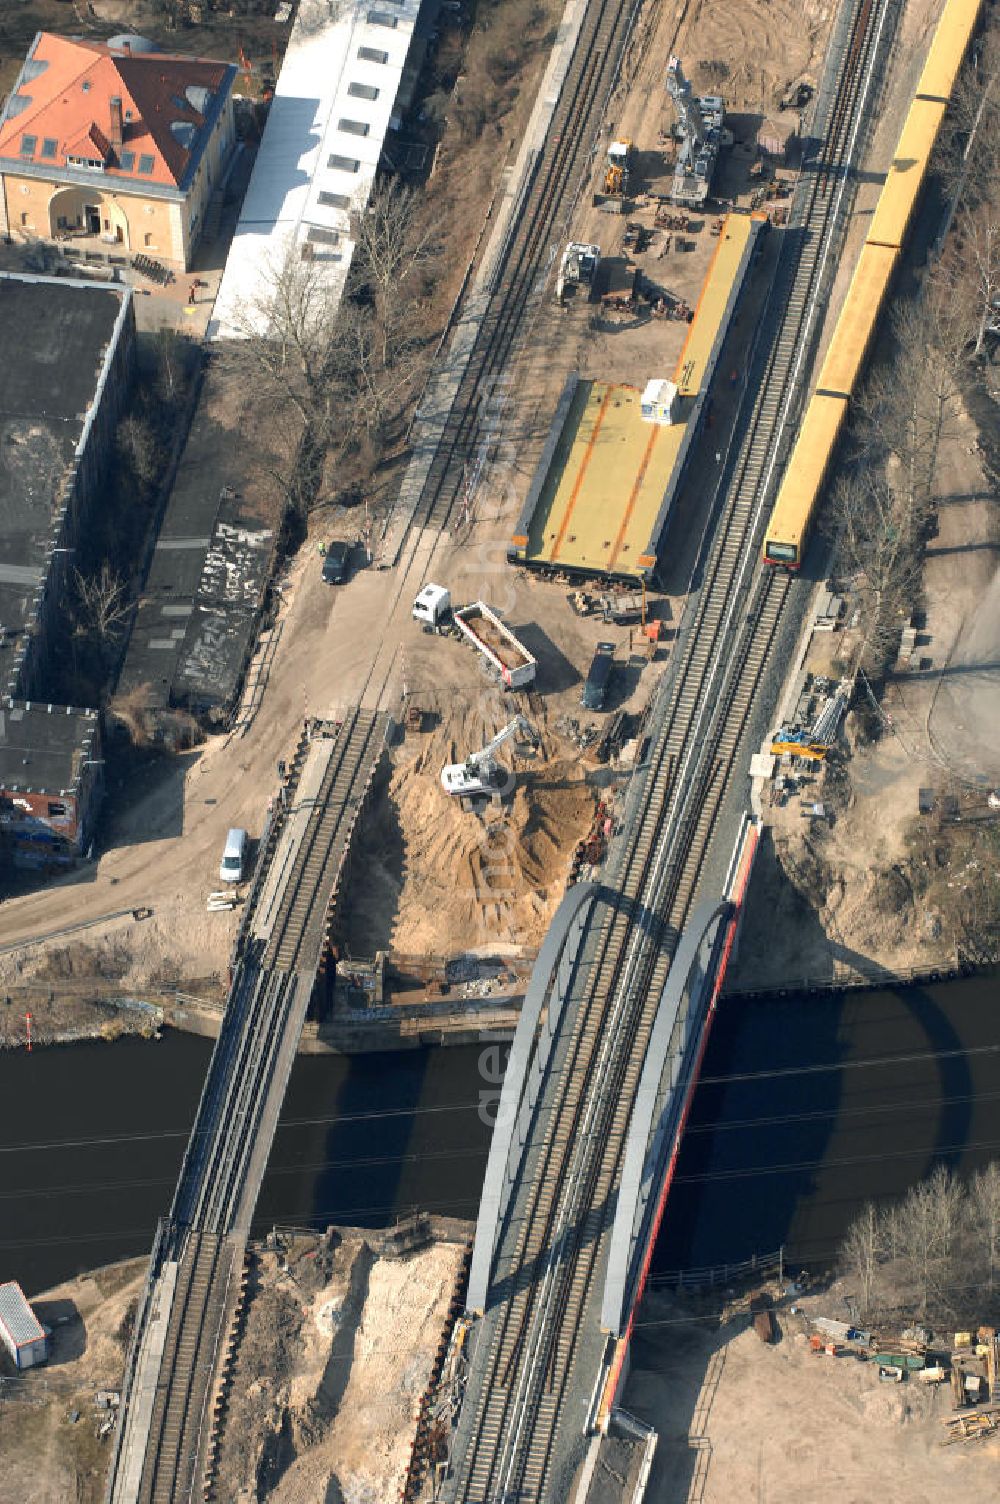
[219,828,248,884]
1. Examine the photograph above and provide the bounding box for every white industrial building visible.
[0,1281,48,1370]
[209,0,423,341]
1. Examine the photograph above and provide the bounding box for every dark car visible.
[581,641,615,711]
[322,540,352,584]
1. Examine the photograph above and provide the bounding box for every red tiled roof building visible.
[0,32,237,269]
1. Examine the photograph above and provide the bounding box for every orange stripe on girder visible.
[550,386,616,563]
[607,422,660,573]
[673,215,730,394]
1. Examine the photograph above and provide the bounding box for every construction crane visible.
[440,716,540,800]
[666,57,706,149]
[666,55,724,206]
[769,727,828,761]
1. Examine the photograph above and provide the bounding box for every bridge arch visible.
[466,881,599,1314]
[600,896,731,1337]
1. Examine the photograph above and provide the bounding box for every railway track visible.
[405,0,642,538]
[112,710,387,1504]
[264,707,384,974]
[447,0,898,1496]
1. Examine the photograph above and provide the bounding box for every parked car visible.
[322,540,352,584]
[581,641,616,711]
[219,828,249,884]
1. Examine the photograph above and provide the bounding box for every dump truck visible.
[454,601,537,689]
[412,583,452,629]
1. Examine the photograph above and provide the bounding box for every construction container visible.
[640,378,679,426]
[875,1352,926,1371]
[0,1282,48,1370]
[453,603,537,689]
[753,1309,776,1344]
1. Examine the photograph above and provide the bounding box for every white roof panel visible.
[210,0,421,341]
[0,1281,45,1348]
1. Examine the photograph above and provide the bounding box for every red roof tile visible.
[0,33,232,188]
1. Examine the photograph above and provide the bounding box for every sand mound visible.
[343,707,596,957]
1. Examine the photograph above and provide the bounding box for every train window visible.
[765,541,797,563]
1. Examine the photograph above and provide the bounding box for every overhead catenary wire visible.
[0,1095,491,1157]
[8,1080,1000,1210]
[0,1194,484,1252]
[4,1032,1000,1162]
[0,1141,492,1204]
[1,1034,998,1173]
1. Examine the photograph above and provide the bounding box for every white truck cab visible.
[412,583,451,628]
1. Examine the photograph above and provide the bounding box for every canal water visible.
[654,967,1000,1275]
[1,973,997,1297]
[1,1034,497,1296]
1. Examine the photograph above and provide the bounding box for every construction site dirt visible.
[0,1225,471,1504]
[623,1279,1000,1504]
[0,0,843,1035]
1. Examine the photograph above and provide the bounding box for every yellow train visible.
[763,0,982,568]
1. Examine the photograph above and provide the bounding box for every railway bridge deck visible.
[107,708,389,1504]
[443,0,906,1494]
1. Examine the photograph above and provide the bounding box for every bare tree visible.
[74,564,131,652]
[953,203,1000,355]
[152,328,188,407]
[231,237,345,441]
[832,465,923,670]
[841,1201,882,1322]
[117,413,162,491]
[108,682,158,749]
[971,1164,1000,1300]
[350,181,439,368]
[895,1165,965,1319]
[937,19,1000,208]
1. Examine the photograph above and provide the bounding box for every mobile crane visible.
[666,55,724,206]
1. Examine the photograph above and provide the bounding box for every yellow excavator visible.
[603,139,633,195]
[769,727,828,761]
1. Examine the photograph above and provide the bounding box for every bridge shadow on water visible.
[251,1045,496,1237]
[651,971,991,1276]
[624,966,997,1499]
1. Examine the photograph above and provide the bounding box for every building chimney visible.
[110,96,124,148]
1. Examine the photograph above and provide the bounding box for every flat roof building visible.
[0,702,103,865]
[0,272,135,703]
[0,1281,48,1371]
[209,0,423,341]
[117,350,277,729]
[0,272,132,868]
